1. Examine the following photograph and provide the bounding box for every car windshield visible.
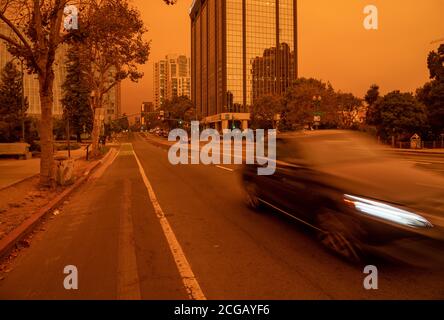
[286,132,382,166]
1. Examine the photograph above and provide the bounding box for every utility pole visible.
[67,114,71,158]
[19,58,25,142]
[313,95,322,130]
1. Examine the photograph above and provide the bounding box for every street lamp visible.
[11,57,26,142]
[312,95,322,130]
[19,58,26,142]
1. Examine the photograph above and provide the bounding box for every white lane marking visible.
[216,165,234,172]
[117,178,142,300]
[131,144,206,300]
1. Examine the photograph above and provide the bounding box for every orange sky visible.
[122,0,444,115]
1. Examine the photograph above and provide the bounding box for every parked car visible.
[242,130,444,266]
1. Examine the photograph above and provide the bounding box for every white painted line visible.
[216,165,234,172]
[132,144,206,300]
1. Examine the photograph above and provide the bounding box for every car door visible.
[272,161,315,221]
[257,139,314,221]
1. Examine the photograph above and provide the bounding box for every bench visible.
[0,143,32,160]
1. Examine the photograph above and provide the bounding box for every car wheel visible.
[244,181,261,210]
[316,209,362,263]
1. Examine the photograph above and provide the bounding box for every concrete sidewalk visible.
[0,147,87,190]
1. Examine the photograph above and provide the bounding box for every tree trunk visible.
[39,82,55,187]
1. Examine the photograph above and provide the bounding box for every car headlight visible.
[344,194,433,229]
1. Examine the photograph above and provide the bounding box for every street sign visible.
[313,115,321,123]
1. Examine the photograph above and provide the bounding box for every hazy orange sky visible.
[122,0,444,115]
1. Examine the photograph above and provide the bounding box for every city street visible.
[0,133,443,300]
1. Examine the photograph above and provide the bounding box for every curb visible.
[388,149,444,156]
[0,148,115,260]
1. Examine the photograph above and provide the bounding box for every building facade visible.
[103,82,122,124]
[190,0,298,130]
[141,101,154,127]
[153,54,191,110]
[0,22,67,117]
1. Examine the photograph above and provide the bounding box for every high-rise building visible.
[103,82,122,124]
[153,54,191,109]
[154,60,167,110]
[251,43,295,104]
[190,0,298,130]
[0,22,67,117]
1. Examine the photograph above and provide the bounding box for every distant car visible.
[242,130,444,266]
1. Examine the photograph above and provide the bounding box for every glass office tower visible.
[190,0,297,130]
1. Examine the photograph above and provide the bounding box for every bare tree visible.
[0,0,80,186]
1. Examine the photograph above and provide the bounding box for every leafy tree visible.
[417,44,444,135]
[250,94,283,130]
[365,84,380,106]
[0,61,28,142]
[427,44,444,82]
[371,91,428,138]
[280,78,337,131]
[336,92,363,129]
[62,46,93,142]
[77,0,150,157]
[364,84,380,125]
[162,96,195,125]
[417,81,444,135]
[119,114,130,131]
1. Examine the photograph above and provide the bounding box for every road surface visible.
[0,133,443,299]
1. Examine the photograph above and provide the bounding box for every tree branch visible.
[0,11,36,64]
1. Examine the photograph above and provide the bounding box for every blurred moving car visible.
[242,130,444,266]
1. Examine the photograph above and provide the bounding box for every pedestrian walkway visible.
[0,147,87,190]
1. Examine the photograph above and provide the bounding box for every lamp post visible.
[66,106,71,158]
[12,57,26,142]
[19,58,25,142]
[313,95,322,130]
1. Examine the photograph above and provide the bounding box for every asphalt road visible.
[0,133,443,299]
